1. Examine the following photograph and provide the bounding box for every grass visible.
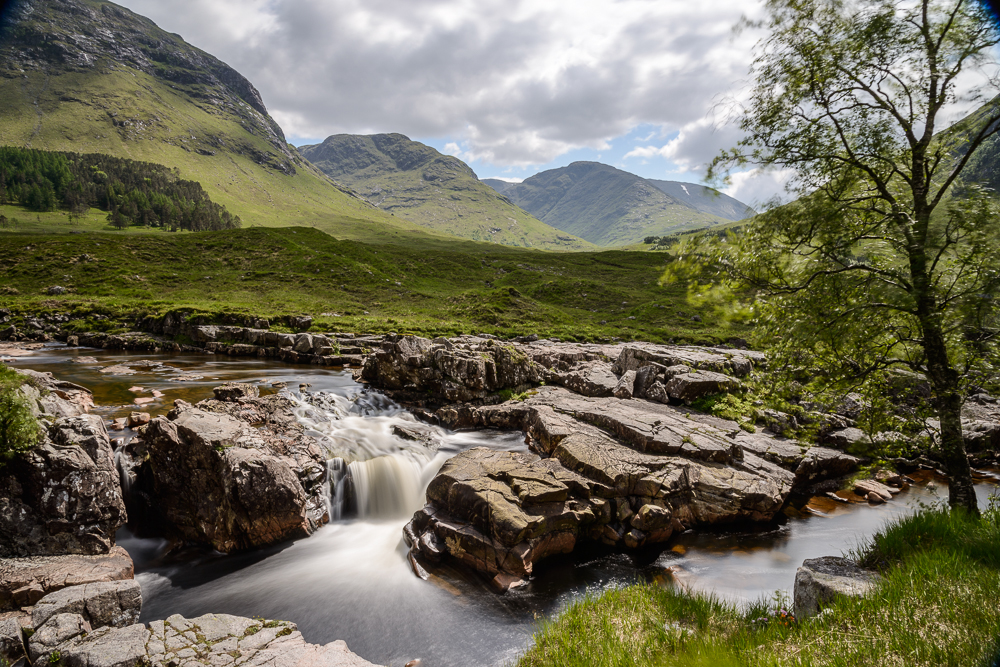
[517,504,1000,667]
[0,225,747,343]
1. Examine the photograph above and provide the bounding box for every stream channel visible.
[6,343,998,667]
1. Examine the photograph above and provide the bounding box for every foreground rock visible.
[21,582,376,667]
[405,386,858,590]
[0,546,134,612]
[137,387,329,552]
[793,556,883,618]
[0,414,126,558]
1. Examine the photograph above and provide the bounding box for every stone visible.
[0,547,134,612]
[53,622,149,667]
[126,411,150,427]
[553,362,620,397]
[33,580,142,630]
[29,613,90,663]
[793,556,882,618]
[47,286,68,295]
[866,491,885,504]
[12,368,94,417]
[854,479,896,501]
[0,415,126,558]
[823,427,868,449]
[664,371,740,403]
[613,370,636,399]
[140,401,327,552]
[212,382,259,402]
[0,616,26,665]
[290,315,313,330]
[293,333,315,354]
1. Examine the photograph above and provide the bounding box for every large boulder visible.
[793,556,882,618]
[0,415,126,557]
[0,546,134,612]
[12,368,94,418]
[140,401,327,552]
[0,616,27,665]
[362,335,543,402]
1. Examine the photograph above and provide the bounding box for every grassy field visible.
[516,505,1000,667]
[0,223,746,343]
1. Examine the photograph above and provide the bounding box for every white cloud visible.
[114,0,767,167]
[722,168,795,210]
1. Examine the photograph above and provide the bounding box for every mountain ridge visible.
[492,161,751,246]
[300,133,592,249]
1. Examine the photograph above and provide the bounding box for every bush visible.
[0,364,40,461]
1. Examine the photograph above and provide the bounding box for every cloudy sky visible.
[113,0,784,204]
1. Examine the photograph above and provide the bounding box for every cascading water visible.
[286,388,462,521]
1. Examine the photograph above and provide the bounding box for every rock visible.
[46,286,68,295]
[293,333,315,354]
[793,447,860,488]
[125,412,149,427]
[866,491,885,504]
[143,613,377,667]
[613,370,636,399]
[29,613,91,663]
[835,393,868,420]
[854,479,896,501]
[665,371,740,403]
[552,361,620,397]
[290,315,313,330]
[362,335,543,403]
[110,417,127,431]
[613,344,762,377]
[66,335,79,346]
[406,426,791,580]
[822,427,868,449]
[392,422,444,449]
[0,415,126,558]
[12,368,94,417]
[212,382,259,402]
[0,547,134,613]
[762,409,797,436]
[0,616,27,665]
[32,580,141,630]
[141,403,326,552]
[645,381,668,403]
[793,556,882,618]
[54,622,149,667]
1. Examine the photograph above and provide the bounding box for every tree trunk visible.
[921,318,980,515]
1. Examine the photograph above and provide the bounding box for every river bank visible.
[1,340,998,666]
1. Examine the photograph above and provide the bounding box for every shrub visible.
[0,364,40,461]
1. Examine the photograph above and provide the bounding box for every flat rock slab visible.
[33,580,142,630]
[793,556,882,618]
[0,546,134,612]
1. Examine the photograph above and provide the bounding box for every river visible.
[5,342,997,667]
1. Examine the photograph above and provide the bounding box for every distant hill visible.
[0,0,426,240]
[299,134,592,249]
[646,180,755,221]
[481,178,518,195]
[493,162,745,246]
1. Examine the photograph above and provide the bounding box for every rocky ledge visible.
[359,336,860,590]
[1,580,376,667]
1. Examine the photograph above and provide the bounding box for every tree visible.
[708,0,1000,513]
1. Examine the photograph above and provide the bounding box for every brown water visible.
[6,343,998,667]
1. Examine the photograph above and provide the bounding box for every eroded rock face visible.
[0,415,126,557]
[141,404,323,552]
[403,385,853,590]
[32,580,141,631]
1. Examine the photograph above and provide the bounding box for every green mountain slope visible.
[496,162,732,246]
[0,0,429,241]
[646,180,755,221]
[299,134,592,250]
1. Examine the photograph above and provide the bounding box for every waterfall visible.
[347,454,425,519]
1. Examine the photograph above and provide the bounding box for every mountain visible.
[494,162,741,246]
[299,134,591,249]
[481,178,518,195]
[0,0,424,240]
[646,180,755,221]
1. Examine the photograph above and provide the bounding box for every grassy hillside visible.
[0,0,435,242]
[0,226,747,344]
[299,134,592,250]
[501,162,732,246]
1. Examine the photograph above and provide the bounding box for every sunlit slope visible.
[0,0,429,241]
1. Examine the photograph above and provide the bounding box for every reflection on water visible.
[6,343,998,667]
